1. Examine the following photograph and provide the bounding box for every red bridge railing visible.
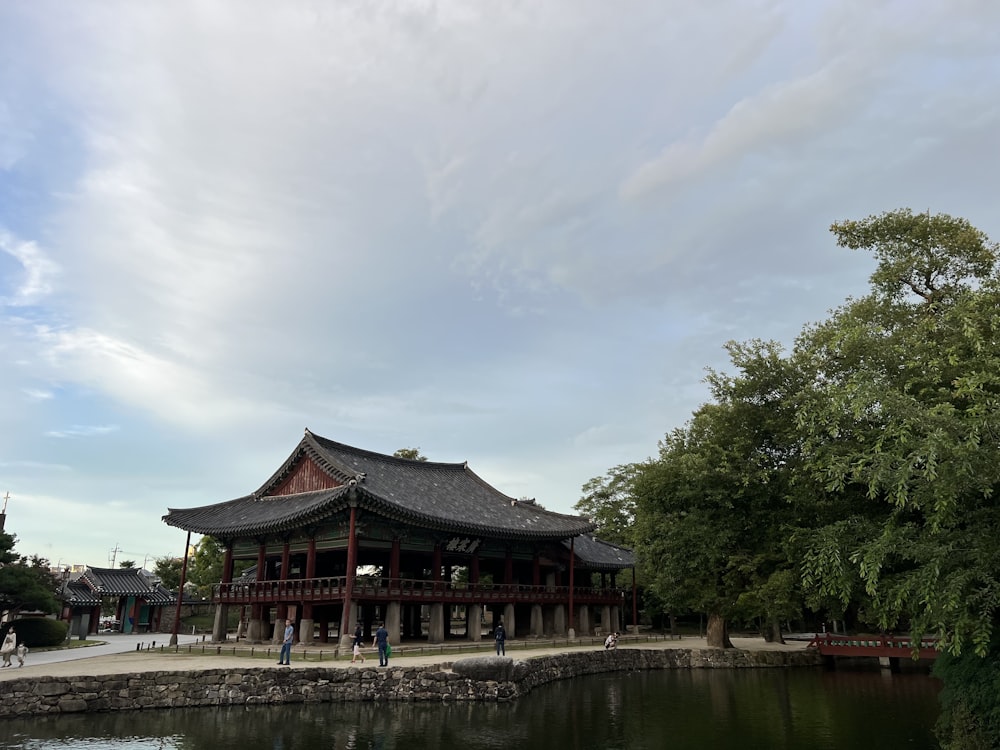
[807,633,939,660]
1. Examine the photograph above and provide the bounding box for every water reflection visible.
[0,668,940,750]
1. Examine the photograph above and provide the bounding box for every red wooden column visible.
[390,538,400,585]
[470,554,480,584]
[169,530,191,646]
[305,538,317,579]
[504,548,513,585]
[303,537,317,622]
[342,504,358,637]
[222,546,234,584]
[277,540,290,624]
[433,544,442,582]
[253,542,267,630]
[532,554,541,586]
[568,537,575,635]
[280,541,291,582]
[256,543,267,582]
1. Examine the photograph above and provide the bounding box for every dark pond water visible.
[0,668,941,750]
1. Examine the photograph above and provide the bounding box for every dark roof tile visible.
[164,431,596,541]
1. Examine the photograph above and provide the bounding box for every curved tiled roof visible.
[61,567,176,606]
[565,535,635,571]
[163,431,596,541]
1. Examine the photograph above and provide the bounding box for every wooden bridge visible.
[808,633,939,669]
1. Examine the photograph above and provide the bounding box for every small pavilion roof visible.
[163,430,596,541]
[565,535,635,571]
[61,567,175,606]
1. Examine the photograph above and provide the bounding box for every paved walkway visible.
[0,634,811,681]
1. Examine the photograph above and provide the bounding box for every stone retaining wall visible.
[1,647,821,718]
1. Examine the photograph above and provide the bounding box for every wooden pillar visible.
[532,554,541,586]
[390,538,400,585]
[632,567,638,633]
[305,537,317,579]
[249,542,267,643]
[340,503,359,648]
[504,548,513,585]
[222,546,234,584]
[280,540,290,581]
[169,530,191,647]
[470,554,480,584]
[432,544,442,581]
[212,543,234,643]
[568,537,576,639]
[301,537,317,644]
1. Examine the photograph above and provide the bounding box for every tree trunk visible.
[706,613,734,648]
[769,617,785,645]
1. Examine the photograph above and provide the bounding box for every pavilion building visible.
[162,430,635,648]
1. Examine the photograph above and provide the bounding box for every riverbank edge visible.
[3,646,822,718]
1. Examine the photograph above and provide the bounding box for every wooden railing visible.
[807,633,940,660]
[214,576,625,607]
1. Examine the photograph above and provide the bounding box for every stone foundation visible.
[0,647,821,718]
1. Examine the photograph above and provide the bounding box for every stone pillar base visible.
[386,601,401,646]
[466,605,482,641]
[428,602,445,643]
[299,618,314,645]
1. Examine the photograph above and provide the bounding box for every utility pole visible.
[109,543,121,568]
[0,491,8,531]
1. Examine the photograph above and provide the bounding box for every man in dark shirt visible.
[373,622,389,666]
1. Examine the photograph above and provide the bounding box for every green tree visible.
[633,340,809,647]
[154,556,183,591]
[0,531,61,619]
[118,560,136,569]
[796,209,1000,653]
[576,464,641,548]
[792,209,1000,748]
[393,447,427,461]
[187,536,224,599]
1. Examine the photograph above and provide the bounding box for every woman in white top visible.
[0,628,16,667]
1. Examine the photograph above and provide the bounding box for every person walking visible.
[351,622,365,664]
[0,627,15,668]
[495,621,506,656]
[277,619,294,665]
[373,621,389,666]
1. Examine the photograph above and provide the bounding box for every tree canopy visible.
[795,209,1000,656]
[596,209,1000,670]
[0,531,61,619]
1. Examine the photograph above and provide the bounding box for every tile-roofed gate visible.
[163,430,635,648]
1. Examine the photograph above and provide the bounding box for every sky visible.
[1,0,998,570]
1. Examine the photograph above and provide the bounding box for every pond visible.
[0,667,940,749]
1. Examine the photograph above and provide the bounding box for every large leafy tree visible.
[575,464,641,548]
[187,536,225,599]
[795,209,1000,653]
[792,210,1000,748]
[0,531,61,619]
[154,556,184,591]
[632,340,810,647]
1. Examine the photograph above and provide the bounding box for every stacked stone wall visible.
[1,647,821,718]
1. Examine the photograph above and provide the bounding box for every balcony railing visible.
[214,576,624,607]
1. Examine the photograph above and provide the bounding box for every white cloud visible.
[0,232,60,305]
[0,0,998,566]
[44,425,119,439]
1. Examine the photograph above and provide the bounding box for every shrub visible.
[2,617,68,647]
